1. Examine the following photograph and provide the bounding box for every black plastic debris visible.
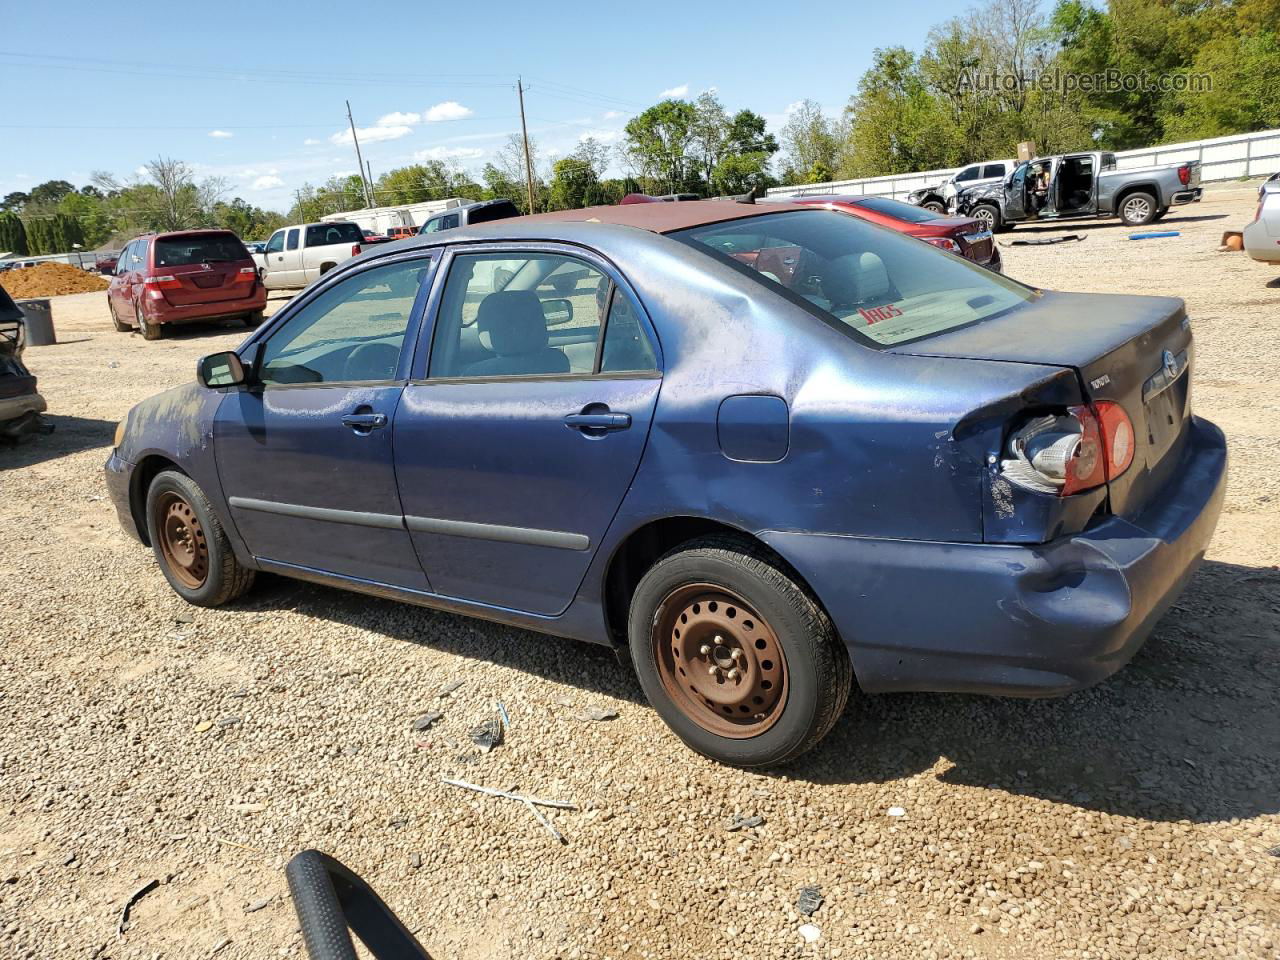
[796,885,824,916]
[469,718,504,753]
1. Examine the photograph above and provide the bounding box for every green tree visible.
[779,99,844,183]
[2,192,28,213]
[0,213,28,256]
[622,99,699,193]
[27,179,75,210]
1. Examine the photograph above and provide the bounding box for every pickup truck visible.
[906,158,1017,213]
[258,221,363,291]
[416,198,519,235]
[955,151,1202,231]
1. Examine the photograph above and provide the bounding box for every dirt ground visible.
[1,184,1277,960]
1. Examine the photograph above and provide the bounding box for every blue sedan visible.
[105,201,1226,766]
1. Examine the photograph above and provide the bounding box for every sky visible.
[1,0,962,213]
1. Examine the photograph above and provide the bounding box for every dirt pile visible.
[1,262,109,298]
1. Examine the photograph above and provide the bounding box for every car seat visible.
[463,291,570,377]
[821,253,891,311]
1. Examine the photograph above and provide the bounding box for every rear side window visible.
[673,210,1036,349]
[982,164,1006,178]
[286,229,300,251]
[153,233,248,267]
[306,223,362,246]
[467,200,519,225]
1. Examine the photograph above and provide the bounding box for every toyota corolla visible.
[104,201,1226,767]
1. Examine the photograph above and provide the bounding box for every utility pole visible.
[516,77,536,214]
[346,99,373,208]
[365,160,375,205]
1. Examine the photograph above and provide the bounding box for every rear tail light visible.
[1001,401,1134,497]
[233,266,256,283]
[144,274,180,299]
[352,244,362,256]
[924,237,962,253]
[1178,164,1191,186]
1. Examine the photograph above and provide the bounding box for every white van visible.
[259,221,363,291]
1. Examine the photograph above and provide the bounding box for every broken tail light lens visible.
[924,237,962,253]
[1002,402,1133,497]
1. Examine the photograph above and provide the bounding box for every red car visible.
[785,194,1002,271]
[107,230,266,340]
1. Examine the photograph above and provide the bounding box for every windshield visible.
[671,209,1035,348]
[153,233,248,266]
[850,196,942,223]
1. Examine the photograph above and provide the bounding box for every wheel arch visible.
[601,516,833,649]
[1113,182,1160,213]
[129,454,186,546]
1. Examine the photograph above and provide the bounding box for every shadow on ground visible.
[234,556,1279,825]
[1013,212,1228,234]
[0,414,116,468]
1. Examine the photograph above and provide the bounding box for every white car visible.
[943,159,1018,211]
[259,222,364,291]
[1244,179,1280,264]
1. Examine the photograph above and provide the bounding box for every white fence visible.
[765,127,1280,200]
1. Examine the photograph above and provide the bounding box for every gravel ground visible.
[2,185,1278,960]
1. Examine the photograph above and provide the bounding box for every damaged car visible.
[0,284,50,440]
[105,201,1226,767]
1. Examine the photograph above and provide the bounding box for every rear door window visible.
[286,229,300,251]
[153,233,248,266]
[982,163,1007,179]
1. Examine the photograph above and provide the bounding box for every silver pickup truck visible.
[955,151,1203,231]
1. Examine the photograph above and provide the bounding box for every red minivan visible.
[785,194,1002,272]
[107,230,267,340]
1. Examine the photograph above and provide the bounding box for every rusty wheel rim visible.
[654,584,788,739]
[154,491,208,590]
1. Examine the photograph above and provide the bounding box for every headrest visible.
[476,290,549,356]
[822,253,890,308]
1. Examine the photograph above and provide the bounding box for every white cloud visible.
[377,111,421,127]
[330,124,413,145]
[251,175,284,190]
[783,100,806,115]
[602,110,622,120]
[579,129,621,144]
[303,138,321,146]
[424,101,473,122]
[659,84,689,98]
[412,146,485,163]
[208,129,233,139]
[134,165,149,178]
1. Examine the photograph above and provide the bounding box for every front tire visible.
[973,203,1003,233]
[1119,191,1158,227]
[628,536,851,767]
[145,470,255,607]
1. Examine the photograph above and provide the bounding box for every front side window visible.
[286,229,300,251]
[265,231,285,254]
[439,214,459,230]
[672,210,1036,349]
[429,252,620,379]
[256,259,430,386]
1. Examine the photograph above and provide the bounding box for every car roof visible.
[520,199,798,234]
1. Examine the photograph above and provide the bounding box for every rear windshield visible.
[671,209,1036,348]
[153,233,248,266]
[850,196,941,223]
[306,222,362,246]
[467,200,519,225]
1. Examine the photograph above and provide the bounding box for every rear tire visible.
[145,470,255,607]
[1119,191,1158,227]
[137,303,162,341]
[109,296,130,332]
[627,535,851,767]
[922,199,946,214]
[243,311,265,328]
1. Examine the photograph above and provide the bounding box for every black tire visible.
[1119,191,1158,227]
[243,311,265,328]
[973,203,1004,233]
[137,302,162,341]
[145,470,255,607]
[627,535,852,767]
[922,199,946,214]
[1150,207,1169,223]
[109,296,130,332]
[319,262,337,276]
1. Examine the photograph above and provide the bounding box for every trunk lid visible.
[152,233,254,306]
[889,290,1193,518]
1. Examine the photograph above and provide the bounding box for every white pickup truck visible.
[258,221,363,291]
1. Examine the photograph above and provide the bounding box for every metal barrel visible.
[16,299,55,346]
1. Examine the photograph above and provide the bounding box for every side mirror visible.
[197,350,248,388]
[541,298,574,327]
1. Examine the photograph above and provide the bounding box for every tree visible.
[547,138,612,210]
[779,100,842,183]
[27,179,75,209]
[690,91,731,187]
[0,213,27,256]
[622,99,699,193]
[1,192,28,213]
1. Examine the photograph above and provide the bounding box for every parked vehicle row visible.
[106,199,1225,766]
[956,151,1203,231]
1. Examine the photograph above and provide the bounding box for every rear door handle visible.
[341,412,388,432]
[564,412,631,432]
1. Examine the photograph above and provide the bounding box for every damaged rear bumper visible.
[762,416,1227,697]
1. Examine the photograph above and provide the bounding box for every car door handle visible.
[564,412,631,432]
[341,412,388,432]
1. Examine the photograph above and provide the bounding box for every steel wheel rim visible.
[154,491,208,589]
[1124,197,1150,221]
[653,584,788,739]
